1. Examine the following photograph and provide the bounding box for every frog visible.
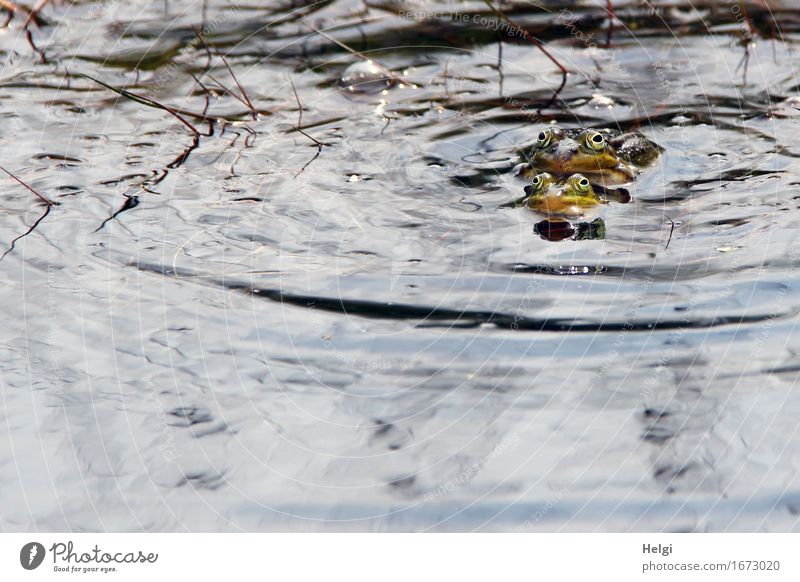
[522,172,605,219]
[520,126,662,187]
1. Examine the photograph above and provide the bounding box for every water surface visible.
[1,0,800,532]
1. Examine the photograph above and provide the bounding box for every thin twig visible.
[190,72,212,117]
[0,0,37,25]
[0,165,56,205]
[93,195,139,233]
[289,77,323,177]
[193,30,258,119]
[214,49,257,119]
[167,132,202,169]
[543,72,568,111]
[290,77,322,148]
[1,0,49,59]
[0,166,56,261]
[735,0,755,85]
[80,72,251,123]
[22,0,48,28]
[736,43,751,85]
[242,125,257,147]
[292,77,307,130]
[738,0,757,37]
[205,72,253,111]
[83,71,219,232]
[0,204,52,261]
[82,74,201,135]
[496,33,504,99]
[25,27,46,63]
[605,0,615,48]
[0,0,22,14]
[306,22,409,87]
[480,0,569,75]
[664,215,675,250]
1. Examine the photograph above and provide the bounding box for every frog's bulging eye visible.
[582,130,606,152]
[529,173,552,194]
[571,174,592,193]
[536,129,553,149]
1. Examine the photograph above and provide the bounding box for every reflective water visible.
[2,0,800,531]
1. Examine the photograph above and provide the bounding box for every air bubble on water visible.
[588,93,615,109]
[340,60,395,94]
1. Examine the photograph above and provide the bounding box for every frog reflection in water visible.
[521,126,662,187]
[534,217,607,242]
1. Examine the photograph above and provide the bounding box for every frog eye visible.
[572,174,592,192]
[583,130,606,152]
[536,129,553,149]
[528,173,553,196]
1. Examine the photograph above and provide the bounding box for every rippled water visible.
[2,0,800,532]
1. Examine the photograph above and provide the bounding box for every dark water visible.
[2,0,800,532]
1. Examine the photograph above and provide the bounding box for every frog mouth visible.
[577,161,638,185]
[535,146,619,172]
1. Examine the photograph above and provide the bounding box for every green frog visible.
[522,172,605,219]
[521,126,661,187]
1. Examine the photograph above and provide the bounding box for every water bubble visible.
[340,60,396,94]
[588,93,616,109]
